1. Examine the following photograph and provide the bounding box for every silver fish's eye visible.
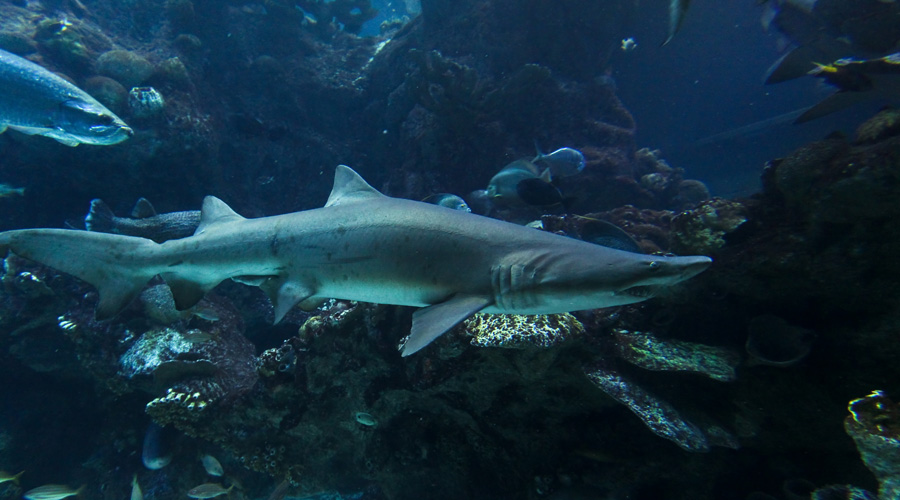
[97,114,115,125]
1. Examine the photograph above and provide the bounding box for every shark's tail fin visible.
[85,199,116,233]
[0,229,159,319]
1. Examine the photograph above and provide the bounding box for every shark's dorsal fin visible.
[194,196,245,236]
[325,165,386,208]
[131,197,157,218]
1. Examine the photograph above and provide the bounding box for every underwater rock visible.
[772,137,848,212]
[297,300,362,342]
[33,17,92,71]
[855,108,900,145]
[0,31,35,55]
[97,49,155,89]
[845,390,900,500]
[583,360,711,452]
[83,75,128,115]
[810,485,878,500]
[613,329,738,382]
[746,315,816,367]
[673,179,711,210]
[128,86,165,118]
[153,57,191,89]
[464,313,584,349]
[670,198,748,255]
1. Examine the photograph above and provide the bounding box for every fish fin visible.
[0,229,158,320]
[7,125,47,136]
[538,167,552,183]
[325,165,386,207]
[85,199,116,233]
[260,278,316,323]
[12,471,23,485]
[794,91,871,124]
[299,296,327,311]
[231,275,274,286]
[131,197,157,218]
[662,0,691,46]
[764,46,820,84]
[52,135,81,147]
[533,138,545,160]
[194,196,245,236]
[0,124,6,133]
[161,274,221,311]
[401,294,492,356]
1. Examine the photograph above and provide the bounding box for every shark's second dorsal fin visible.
[194,196,245,236]
[325,165,386,208]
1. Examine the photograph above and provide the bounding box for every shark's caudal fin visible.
[0,229,159,319]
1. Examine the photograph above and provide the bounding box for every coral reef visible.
[844,391,900,500]
[464,313,583,349]
[613,329,738,382]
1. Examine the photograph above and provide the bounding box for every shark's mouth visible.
[619,285,658,299]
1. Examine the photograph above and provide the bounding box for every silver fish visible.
[200,454,224,476]
[422,193,471,212]
[142,422,173,470]
[0,49,132,146]
[187,483,233,499]
[533,145,585,177]
[23,484,84,500]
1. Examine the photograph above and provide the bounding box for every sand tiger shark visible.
[0,165,712,356]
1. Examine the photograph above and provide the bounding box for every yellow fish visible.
[131,474,142,500]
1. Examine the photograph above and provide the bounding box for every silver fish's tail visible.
[84,198,116,233]
[0,229,159,319]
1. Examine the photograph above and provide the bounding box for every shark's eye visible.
[96,114,115,125]
[648,261,660,270]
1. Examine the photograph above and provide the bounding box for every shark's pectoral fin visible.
[260,278,317,323]
[162,274,221,311]
[401,294,493,357]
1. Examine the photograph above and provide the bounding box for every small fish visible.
[0,470,23,485]
[620,37,637,51]
[422,193,471,212]
[23,484,85,500]
[533,144,585,178]
[200,454,224,476]
[187,483,233,499]
[354,412,377,427]
[486,159,553,207]
[0,183,24,198]
[131,474,143,500]
[265,479,290,500]
[0,48,131,146]
[85,198,201,243]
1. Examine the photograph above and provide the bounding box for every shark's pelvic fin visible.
[325,165,386,207]
[194,196,245,236]
[401,294,493,357]
[260,277,317,323]
[161,273,221,311]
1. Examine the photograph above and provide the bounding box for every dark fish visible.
[85,198,200,243]
[0,48,132,146]
[576,217,642,254]
[515,178,563,207]
[487,159,552,207]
